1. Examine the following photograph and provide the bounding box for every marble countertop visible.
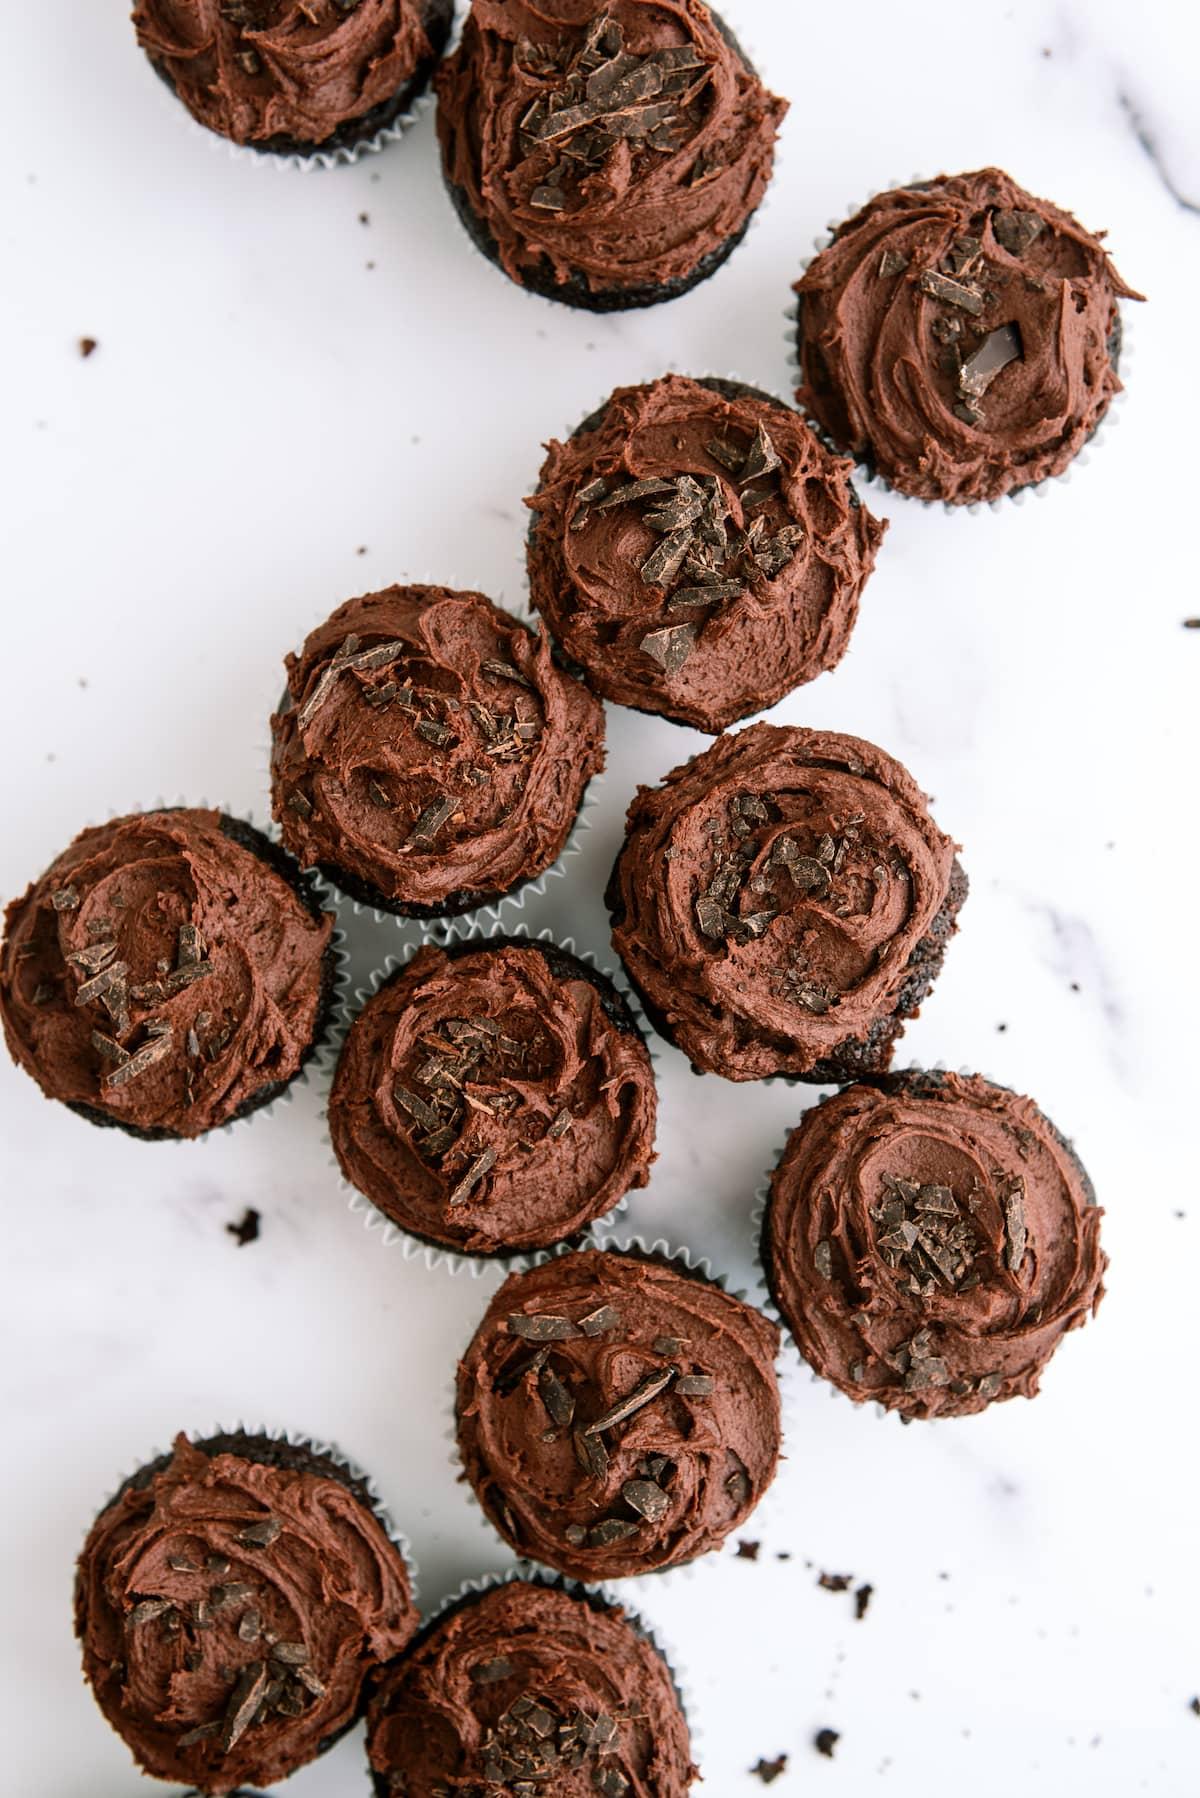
[1,1,1197,1793]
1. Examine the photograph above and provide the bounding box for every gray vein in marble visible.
[1119,92,1198,216]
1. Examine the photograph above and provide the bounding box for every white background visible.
[1,2,1198,1793]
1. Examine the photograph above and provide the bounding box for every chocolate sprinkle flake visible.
[482,658,534,689]
[588,1518,640,1547]
[855,1582,874,1621]
[675,1374,714,1397]
[238,1517,281,1549]
[538,1363,576,1427]
[814,1728,841,1759]
[219,1660,270,1753]
[653,1336,683,1356]
[879,248,910,277]
[104,1026,173,1088]
[640,622,697,678]
[508,1313,580,1343]
[959,322,1023,402]
[178,1722,219,1747]
[919,269,985,315]
[51,888,79,910]
[993,207,1045,257]
[1004,1178,1028,1271]
[129,1598,175,1627]
[449,1148,498,1206]
[579,1304,621,1337]
[404,794,462,850]
[585,1364,676,1436]
[622,1478,670,1523]
[814,1240,833,1281]
[548,1106,574,1140]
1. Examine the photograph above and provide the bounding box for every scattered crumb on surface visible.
[752,1754,788,1784]
[79,337,98,358]
[736,1540,761,1561]
[855,1583,873,1621]
[359,211,370,224]
[1190,1697,1199,1716]
[1183,618,1200,630]
[818,1572,851,1593]
[226,1207,261,1247]
[814,1729,840,1759]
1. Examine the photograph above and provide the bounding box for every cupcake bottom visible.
[65,814,339,1143]
[442,171,753,313]
[605,854,969,1086]
[317,852,541,924]
[148,0,454,160]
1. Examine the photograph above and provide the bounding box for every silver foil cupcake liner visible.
[320,918,659,1278]
[785,173,1136,513]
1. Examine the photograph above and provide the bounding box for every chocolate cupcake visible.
[367,1577,697,1795]
[270,586,605,919]
[456,1247,781,1579]
[527,375,886,732]
[330,934,657,1260]
[762,1071,1107,1419]
[76,1430,418,1793]
[795,167,1144,505]
[0,809,336,1140]
[607,724,967,1083]
[435,1,787,311]
[133,0,454,158]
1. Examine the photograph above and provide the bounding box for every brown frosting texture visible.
[132,0,446,148]
[435,1,787,296]
[329,939,657,1256]
[368,1581,697,1796]
[528,375,886,732]
[607,724,964,1082]
[0,809,332,1138]
[764,1073,1107,1419]
[456,1249,781,1579]
[270,587,605,916]
[796,167,1144,504]
[76,1434,417,1793]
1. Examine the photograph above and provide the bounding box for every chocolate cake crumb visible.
[79,337,98,358]
[854,1582,874,1621]
[736,1540,761,1561]
[752,1754,788,1783]
[818,1572,852,1592]
[227,1207,261,1247]
[814,1728,840,1759]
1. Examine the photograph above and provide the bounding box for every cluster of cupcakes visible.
[1,1,1143,1792]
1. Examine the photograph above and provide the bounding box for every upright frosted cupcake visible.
[762,1072,1107,1418]
[456,1247,781,1579]
[329,936,658,1259]
[607,724,967,1082]
[795,167,1144,504]
[76,1431,418,1793]
[436,1,787,309]
[133,0,455,157]
[270,586,605,918]
[527,375,885,732]
[368,1579,698,1795]
[0,809,335,1139]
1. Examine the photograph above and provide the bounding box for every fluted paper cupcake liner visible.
[43,798,346,1145]
[785,174,1135,513]
[137,0,465,173]
[445,1236,792,1586]
[377,1564,702,1779]
[265,586,602,937]
[320,919,658,1278]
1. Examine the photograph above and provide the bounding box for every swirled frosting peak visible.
[606,723,965,1082]
[0,809,333,1137]
[795,168,1144,504]
[329,938,657,1256]
[764,1072,1107,1419]
[132,1,451,149]
[76,1433,417,1792]
[270,586,605,916]
[528,375,885,732]
[368,1580,697,1796]
[436,1,787,299]
[456,1249,781,1579]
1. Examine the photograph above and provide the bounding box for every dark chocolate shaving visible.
[508,1313,581,1343]
[919,269,985,315]
[584,1365,676,1436]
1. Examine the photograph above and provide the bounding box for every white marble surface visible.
[2,1,1198,1793]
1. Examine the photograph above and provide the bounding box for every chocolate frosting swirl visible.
[329,939,657,1255]
[764,1072,1107,1419]
[368,1580,697,1796]
[436,1,787,298]
[132,0,449,149]
[456,1249,781,1579]
[795,167,1144,505]
[270,587,605,917]
[0,809,333,1138]
[76,1433,417,1793]
[528,375,885,732]
[606,723,965,1082]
